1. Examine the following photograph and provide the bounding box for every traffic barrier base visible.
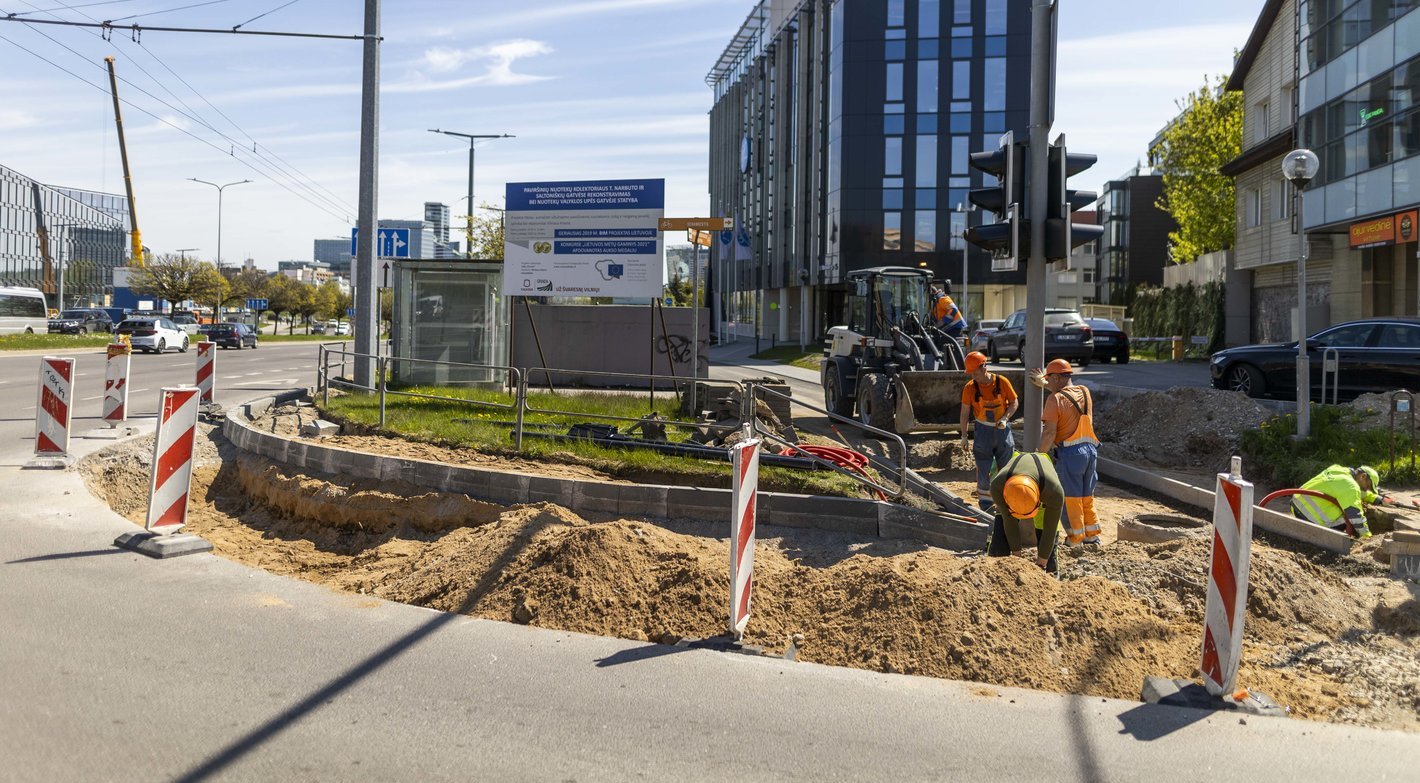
[113,530,213,559]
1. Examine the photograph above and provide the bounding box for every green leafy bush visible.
[1240,405,1420,489]
[1131,280,1225,353]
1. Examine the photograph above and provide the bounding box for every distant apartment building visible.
[313,237,350,275]
[1048,210,1099,310]
[278,260,333,285]
[1224,0,1420,341]
[1094,167,1176,306]
[707,0,1031,341]
[0,162,128,308]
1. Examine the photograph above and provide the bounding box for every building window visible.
[919,0,939,36]
[917,60,938,113]
[915,210,937,251]
[1256,100,1270,141]
[1276,179,1293,220]
[951,135,969,174]
[917,135,938,187]
[952,61,971,98]
[885,137,903,175]
[887,62,904,101]
[985,0,1007,35]
[885,212,902,250]
[952,0,970,24]
[983,58,1006,112]
[888,0,905,27]
[1247,188,1262,227]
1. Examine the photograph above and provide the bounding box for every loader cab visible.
[845,267,932,339]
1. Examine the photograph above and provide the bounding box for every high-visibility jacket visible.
[961,372,1018,424]
[1043,384,1099,447]
[1293,464,1376,538]
[989,452,1064,560]
[932,294,965,330]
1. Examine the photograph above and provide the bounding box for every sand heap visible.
[84,442,1420,730]
[1096,386,1272,470]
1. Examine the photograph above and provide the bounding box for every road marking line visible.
[81,395,103,401]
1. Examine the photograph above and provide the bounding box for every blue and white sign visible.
[350,227,411,258]
[346,307,356,318]
[504,178,665,298]
[246,298,268,311]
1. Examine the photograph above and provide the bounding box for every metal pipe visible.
[1296,184,1311,438]
[377,356,387,428]
[1023,0,1052,451]
[514,372,527,451]
[654,298,682,408]
[521,297,555,394]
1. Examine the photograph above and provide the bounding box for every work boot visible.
[1083,537,1102,548]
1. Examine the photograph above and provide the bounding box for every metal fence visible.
[314,345,909,499]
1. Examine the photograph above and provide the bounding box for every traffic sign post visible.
[351,227,410,258]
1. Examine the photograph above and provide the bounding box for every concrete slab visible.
[618,484,667,519]
[572,481,623,515]
[526,475,575,507]
[1141,676,1287,718]
[22,456,71,470]
[79,426,138,440]
[664,486,731,523]
[879,503,990,551]
[762,494,877,537]
[113,531,213,559]
[300,419,340,438]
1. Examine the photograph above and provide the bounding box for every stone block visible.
[486,471,530,505]
[665,486,732,523]
[526,476,574,507]
[113,531,213,559]
[1392,530,1420,545]
[379,458,421,485]
[1392,553,1420,582]
[335,450,383,481]
[618,484,668,519]
[300,419,340,439]
[879,503,990,551]
[759,493,877,537]
[572,482,622,515]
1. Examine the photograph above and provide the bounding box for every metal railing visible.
[1391,390,1416,475]
[1319,347,1341,406]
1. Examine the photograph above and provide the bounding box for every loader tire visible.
[857,373,894,432]
[824,369,854,418]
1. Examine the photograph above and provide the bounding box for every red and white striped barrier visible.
[729,438,761,639]
[195,341,216,405]
[1200,456,1255,696]
[102,342,131,427]
[34,356,74,457]
[145,386,201,533]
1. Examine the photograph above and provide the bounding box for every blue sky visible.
[0,0,1260,267]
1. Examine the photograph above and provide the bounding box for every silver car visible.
[969,319,1004,353]
[115,317,190,354]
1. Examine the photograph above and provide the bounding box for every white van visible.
[0,287,50,335]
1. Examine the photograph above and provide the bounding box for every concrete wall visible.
[510,304,709,388]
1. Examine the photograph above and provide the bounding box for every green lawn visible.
[260,334,353,343]
[0,333,113,351]
[321,384,864,497]
[750,345,823,372]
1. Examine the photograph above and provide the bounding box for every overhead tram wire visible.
[231,0,301,30]
[21,0,356,216]
[0,29,349,223]
[4,11,353,222]
[105,0,235,24]
[5,0,136,17]
[0,15,372,40]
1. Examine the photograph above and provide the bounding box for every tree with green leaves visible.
[129,254,223,311]
[1149,74,1243,264]
[467,203,505,260]
[314,279,344,323]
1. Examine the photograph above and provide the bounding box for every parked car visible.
[115,317,189,354]
[0,286,49,334]
[1210,317,1420,400]
[205,322,259,350]
[969,319,1005,354]
[333,322,351,336]
[47,308,113,335]
[986,308,1094,366]
[170,313,201,335]
[310,322,327,335]
[1086,318,1130,364]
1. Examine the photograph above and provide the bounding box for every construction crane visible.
[104,56,144,267]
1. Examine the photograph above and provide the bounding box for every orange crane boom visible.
[104,56,144,267]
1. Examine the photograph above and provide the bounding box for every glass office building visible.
[1,163,128,308]
[707,0,1029,342]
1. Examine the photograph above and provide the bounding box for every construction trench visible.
[80,386,1420,733]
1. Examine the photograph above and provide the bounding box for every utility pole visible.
[428,130,513,258]
[188,178,250,322]
[353,0,381,388]
[1023,0,1053,451]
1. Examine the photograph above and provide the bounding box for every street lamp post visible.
[428,130,513,258]
[1283,148,1320,439]
[175,248,199,262]
[188,178,251,321]
[953,202,977,326]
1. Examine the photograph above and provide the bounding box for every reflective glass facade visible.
[1,164,127,308]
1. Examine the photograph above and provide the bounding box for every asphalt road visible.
[3,341,1418,781]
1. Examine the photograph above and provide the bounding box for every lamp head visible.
[1282,148,1320,186]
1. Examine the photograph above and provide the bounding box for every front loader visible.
[821,266,1022,435]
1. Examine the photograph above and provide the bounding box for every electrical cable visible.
[105,0,233,24]
[4,0,136,17]
[231,0,300,30]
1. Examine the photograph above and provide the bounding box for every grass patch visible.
[1240,405,1420,489]
[259,334,353,343]
[321,384,865,497]
[0,333,113,351]
[751,345,823,372]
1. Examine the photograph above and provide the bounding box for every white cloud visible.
[0,109,37,129]
[418,39,553,84]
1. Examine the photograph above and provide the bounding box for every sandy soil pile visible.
[1096,387,1272,471]
[82,432,1420,731]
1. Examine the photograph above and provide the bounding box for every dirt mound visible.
[1097,387,1272,470]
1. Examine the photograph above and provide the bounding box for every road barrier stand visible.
[1201,456,1254,696]
[730,437,761,640]
[33,356,74,462]
[103,342,131,427]
[145,387,201,533]
[195,341,216,405]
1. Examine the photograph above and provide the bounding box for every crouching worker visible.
[1292,464,1387,539]
[986,452,1064,575]
[959,351,1018,510]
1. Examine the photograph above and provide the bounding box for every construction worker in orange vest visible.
[1030,358,1102,546]
[986,451,1064,574]
[930,281,967,338]
[958,350,1019,511]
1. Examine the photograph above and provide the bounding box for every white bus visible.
[0,287,50,335]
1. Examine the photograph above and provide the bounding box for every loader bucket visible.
[892,369,1027,434]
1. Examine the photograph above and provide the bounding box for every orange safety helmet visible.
[1045,358,1074,375]
[964,351,988,372]
[1003,473,1042,520]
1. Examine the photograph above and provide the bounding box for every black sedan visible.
[47,308,113,335]
[1210,317,1420,400]
[1087,318,1130,364]
[204,322,259,349]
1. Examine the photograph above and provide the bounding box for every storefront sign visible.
[1349,215,1395,248]
[1396,210,1417,243]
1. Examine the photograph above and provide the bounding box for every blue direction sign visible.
[346,307,356,317]
[246,298,268,311]
[350,227,411,258]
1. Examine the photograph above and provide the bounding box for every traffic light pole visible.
[1023,0,1052,451]
[353,0,380,389]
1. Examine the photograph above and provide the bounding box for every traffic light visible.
[964,131,1028,269]
[1045,134,1103,261]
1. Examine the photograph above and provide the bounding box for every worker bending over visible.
[958,351,1019,511]
[1292,464,1413,539]
[987,451,1064,574]
[1032,359,1101,546]
[930,281,966,338]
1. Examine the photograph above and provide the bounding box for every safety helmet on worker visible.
[1003,474,1042,520]
[1356,465,1380,491]
[1045,358,1074,375]
[965,351,988,372]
